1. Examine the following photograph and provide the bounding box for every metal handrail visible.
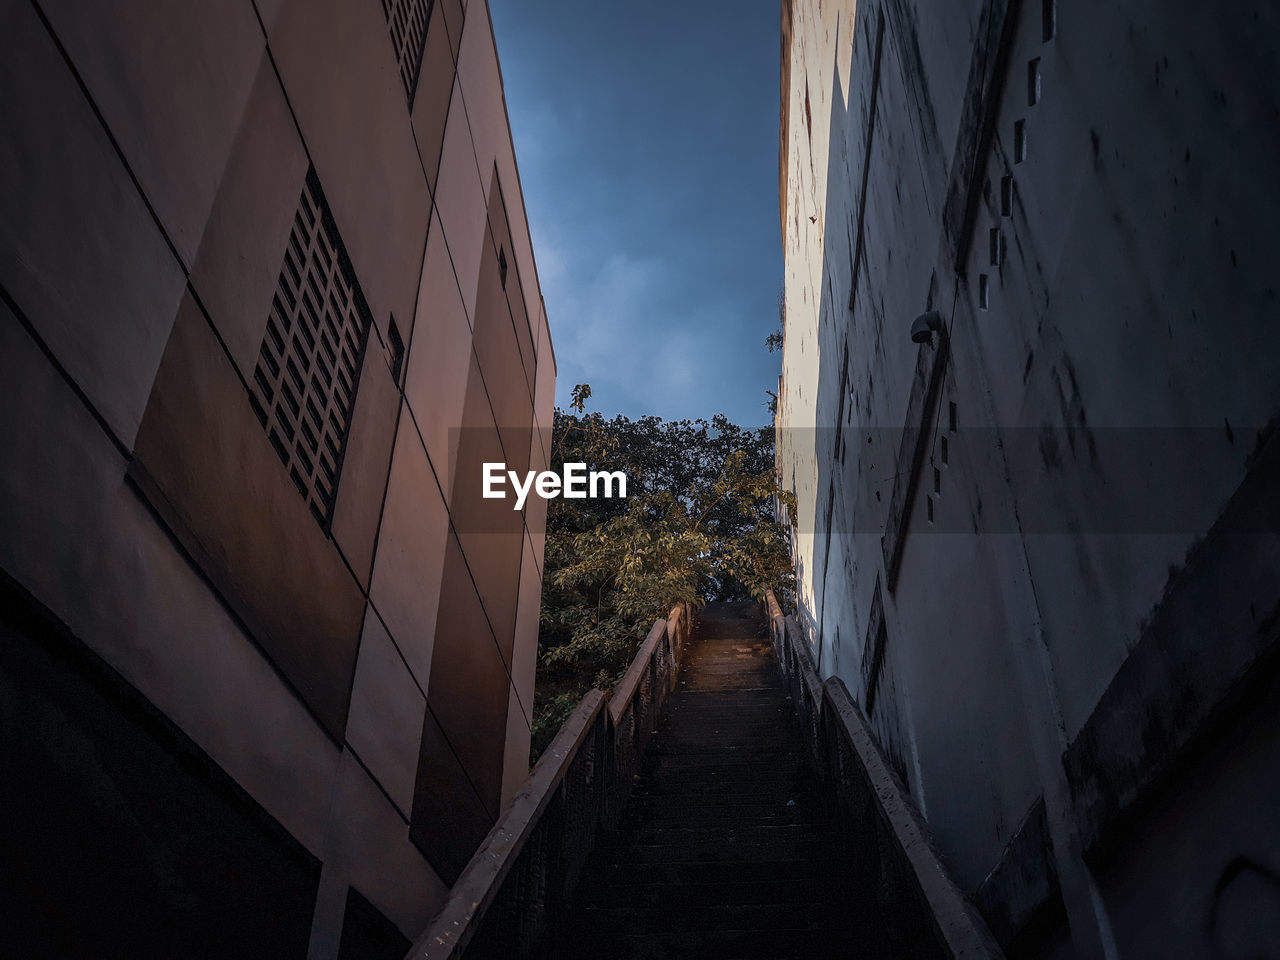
[406,602,693,960]
[406,690,609,959]
[763,589,1006,960]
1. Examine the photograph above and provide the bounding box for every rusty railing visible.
[405,602,693,960]
[764,589,1006,960]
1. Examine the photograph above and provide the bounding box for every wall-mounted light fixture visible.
[910,310,944,345]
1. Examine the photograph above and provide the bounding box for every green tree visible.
[531,394,796,757]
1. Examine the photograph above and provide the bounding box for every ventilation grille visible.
[382,0,433,105]
[250,169,371,529]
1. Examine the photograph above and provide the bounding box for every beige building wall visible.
[0,1,552,956]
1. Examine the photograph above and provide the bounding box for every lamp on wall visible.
[910,310,943,345]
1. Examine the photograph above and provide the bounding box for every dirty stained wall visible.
[777,0,1280,956]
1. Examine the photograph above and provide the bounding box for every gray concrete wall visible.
[777,0,1280,955]
[0,0,553,955]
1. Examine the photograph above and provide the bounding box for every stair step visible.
[639,759,812,780]
[556,925,862,960]
[618,835,835,866]
[644,741,800,757]
[585,858,848,889]
[577,900,836,932]
[625,821,830,848]
[627,785,808,807]
[578,875,840,909]
[621,801,820,826]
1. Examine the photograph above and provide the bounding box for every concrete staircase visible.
[556,601,891,959]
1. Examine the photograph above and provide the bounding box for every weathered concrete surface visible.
[777,0,1280,955]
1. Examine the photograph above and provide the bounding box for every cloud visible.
[491,0,783,426]
[539,246,666,397]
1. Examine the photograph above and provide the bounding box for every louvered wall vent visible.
[383,0,433,106]
[250,168,372,529]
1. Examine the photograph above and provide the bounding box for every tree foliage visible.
[532,395,796,756]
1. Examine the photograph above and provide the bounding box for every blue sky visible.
[488,0,782,428]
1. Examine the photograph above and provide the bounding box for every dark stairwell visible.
[556,601,889,959]
[408,596,1003,960]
